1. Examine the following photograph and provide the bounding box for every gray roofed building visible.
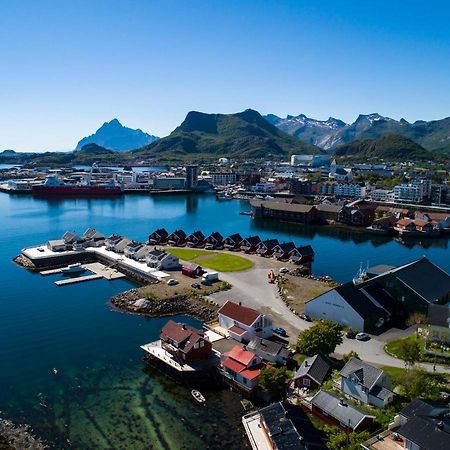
[339,357,394,407]
[293,354,332,388]
[339,357,383,391]
[311,390,374,432]
[247,337,291,365]
[395,399,450,450]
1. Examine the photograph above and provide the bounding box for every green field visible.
[166,248,253,272]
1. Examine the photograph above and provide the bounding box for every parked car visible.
[279,267,289,274]
[167,279,179,286]
[356,332,370,341]
[191,283,201,289]
[299,314,311,322]
[273,327,288,337]
[346,330,357,339]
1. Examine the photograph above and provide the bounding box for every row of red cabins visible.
[148,228,314,264]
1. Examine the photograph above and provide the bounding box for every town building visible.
[223,233,243,251]
[247,337,291,365]
[290,154,330,167]
[220,345,262,392]
[334,182,367,198]
[243,402,307,450]
[310,390,375,432]
[186,230,206,248]
[160,320,212,365]
[337,200,375,226]
[292,354,332,390]
[146,249,180,270]
[218,300,273,342]
[204,231,224,249]
[304,282,390,333]
[148,228,168,245]
[339,358,394,407]
[255,238,279,257]
[210,172,237,186]
[167,229,187,246]
[393,399,450,450]
[239,236,262,254]
[250,199,318,224]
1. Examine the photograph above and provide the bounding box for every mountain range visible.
[265,113,450,153]
[75,119,159,152]
[134,109,321,160]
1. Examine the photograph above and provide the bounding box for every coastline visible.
[110,288,219,322]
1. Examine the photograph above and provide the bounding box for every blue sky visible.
[1,0,449,151]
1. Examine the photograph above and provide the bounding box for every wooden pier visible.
[54,274,103,286]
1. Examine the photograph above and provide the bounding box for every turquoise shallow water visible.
[0,192,448,448]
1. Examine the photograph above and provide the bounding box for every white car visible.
[167,279,179,286]
[356,332,370,341]
[279,267,289,274]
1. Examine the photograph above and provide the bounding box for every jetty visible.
[55,274,102,286]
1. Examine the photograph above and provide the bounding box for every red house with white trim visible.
[218,301,273,343]
[221,345,262,392]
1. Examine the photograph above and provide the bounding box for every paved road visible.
[208,265,450,374]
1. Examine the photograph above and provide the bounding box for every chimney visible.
[436,421,444,431]
[304,361,308,367]
[182,324,186,330]
[239,301,242,306]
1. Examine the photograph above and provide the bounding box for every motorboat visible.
[61,263,86,275]
[191,389,206,404]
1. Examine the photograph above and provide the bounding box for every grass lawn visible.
[166,248,253,272]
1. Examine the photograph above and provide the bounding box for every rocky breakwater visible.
[110,288,219,322]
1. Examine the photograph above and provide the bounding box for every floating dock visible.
[55,274,103,286]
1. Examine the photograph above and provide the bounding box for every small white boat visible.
[61,263,85,274]
[191,389,206,404]
[53,368,58,375]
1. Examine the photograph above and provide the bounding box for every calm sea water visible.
[0,192,448,448]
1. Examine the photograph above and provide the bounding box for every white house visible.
[304,282,387,333]
[334,183,366,198]
[146,249,180,270]
[339,358,394,408]
[217,300,273,343]
[105,234,131,253]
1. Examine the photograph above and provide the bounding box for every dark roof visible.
[148,249,167,259]
[311,391,374,430]
[334,282,384,320]
[275,242,296,253]
[339,357,384,391]
[400,399,449,420]
[315,204,342,213]
[107,233,123,243]
[250,199,316,213]
[241,235,261,246]
[168,229,186,240]
[206,231,223,242]
[218,301,261,326]
[398,415,450,450]
[247,337,291,360]
[187,230,205,241]
[259,402,306,450]
[259,238,279,249]
[367,257,450,304]
[370,385,393,401]
[150,228,168,238]
[160,320,207,353]
[293,354,332,385]
[366,264,395,277]
[225,233,242,243]
[360,283,398,315]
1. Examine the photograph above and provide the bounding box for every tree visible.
[342,351,359,364]
[406,313,428,327]
[397,338,421,368]
[258,366,290,398]
[297,321,343,356]
[397,369,444,401]
[325,426,370,450]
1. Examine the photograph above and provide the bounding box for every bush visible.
[297,321,343,356]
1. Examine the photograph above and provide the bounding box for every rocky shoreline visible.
[110,288,219,322]
[0,414,47,450]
